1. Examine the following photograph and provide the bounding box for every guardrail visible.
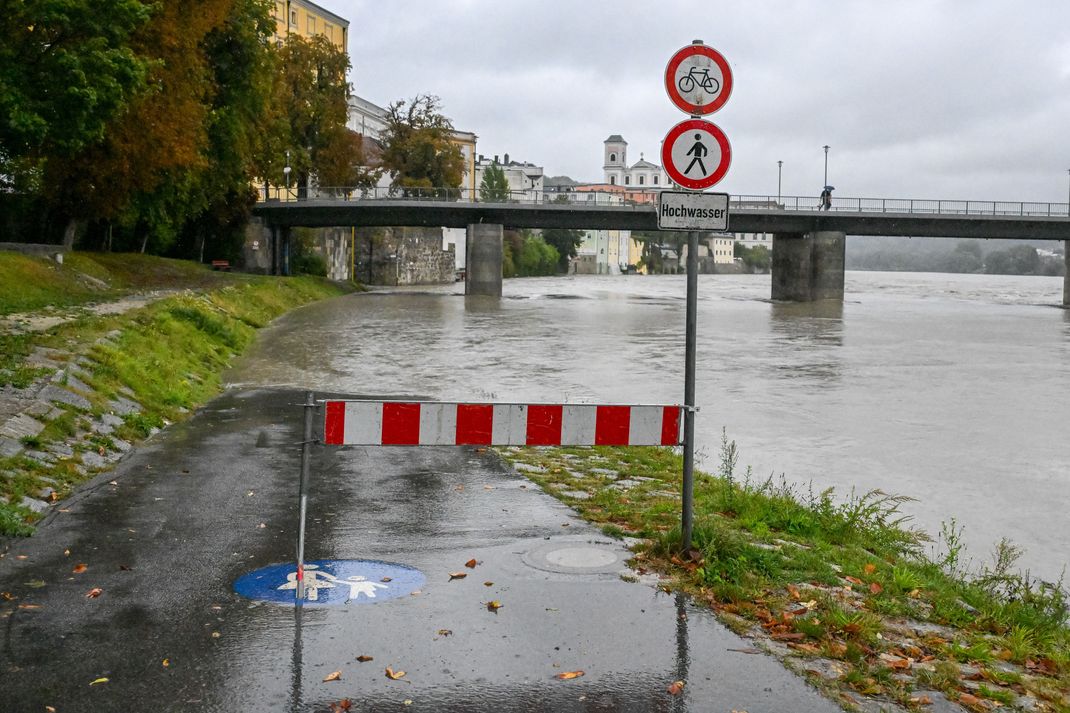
[258,186,1070,218]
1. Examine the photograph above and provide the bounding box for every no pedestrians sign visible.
[661,118,732,191]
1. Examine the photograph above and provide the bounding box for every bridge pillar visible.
[466,223,503,297]
[1064,241,1069,306]
[771,231,846,302]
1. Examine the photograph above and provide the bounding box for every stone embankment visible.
[0,330,161,517]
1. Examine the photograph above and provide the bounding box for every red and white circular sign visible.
[661,119,731,190]
[664,43,733,116]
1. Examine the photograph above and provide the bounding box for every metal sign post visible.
[661,39,734,552]
[681,230,699,551]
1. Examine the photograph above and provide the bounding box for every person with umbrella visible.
[820,185,834,210]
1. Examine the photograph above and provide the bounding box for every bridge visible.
[251,189,1070,304]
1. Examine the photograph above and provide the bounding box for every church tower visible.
[603,135,627,186]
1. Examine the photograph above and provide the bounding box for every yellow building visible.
[270,0,348,50]
[451,131,478,199]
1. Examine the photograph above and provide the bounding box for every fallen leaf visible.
[844,576,864,585]
[108,481,117,486]
[958,693,981,707]
[667,680,685,695]
[863,563,877,575]
[380,576,392,582]
[86,588,102,598]
[64,549,70,556]
[436,629,452,637]
[356,655,373,662]
[15,555,28,560]
[385,667,406,680]
[211,632,220,638]
[727,647,762,655]
[17,603,41,610]
[484,581,494,587]
[448,572,467,581]
[555,671,584,680]
[89,677,109,686]
[323,670,342,682]
[869,582,883,595]
[119,565,132,571]
[0,592,13,601]
[878,653,912,670]
[909,695,933,705]
[26,579,46,589]
[73,564,87,574]
[403,700,412,706]
[257,523,267,529]
[46,707,56,713]
[786,584,802,600]
[330,700,353,713]
[486,600,503,612]
[464,558,478,569]
[789,642,822,655]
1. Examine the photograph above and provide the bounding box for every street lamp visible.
[823,145,830,187]
[283,150,291,201]
[777,160,783,204]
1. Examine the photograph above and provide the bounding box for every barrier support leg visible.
[295,391,315,603]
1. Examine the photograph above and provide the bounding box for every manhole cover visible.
[522,539,629,574]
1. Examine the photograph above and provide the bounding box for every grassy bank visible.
[498,438,1068,712]
[0,251,353,535]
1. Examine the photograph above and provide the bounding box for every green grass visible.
[0,253,353,534]
[497,435,1070,711]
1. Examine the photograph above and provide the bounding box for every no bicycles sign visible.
[664,42,733,116]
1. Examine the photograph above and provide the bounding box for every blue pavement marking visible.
[234,559,425,606]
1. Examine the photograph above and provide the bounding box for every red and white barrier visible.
[323,401,683,447]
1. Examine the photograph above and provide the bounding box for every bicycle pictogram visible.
[678,67,720,95]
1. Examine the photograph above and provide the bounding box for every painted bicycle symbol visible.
[678,67,720,96]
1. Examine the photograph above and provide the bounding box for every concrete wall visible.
[241,218,274,274]
[354,226,455,286]
[1065,240,1069,306]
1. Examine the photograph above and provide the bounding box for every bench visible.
[211,260,231,271]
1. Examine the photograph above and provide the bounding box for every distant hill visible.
[845,236,1065,276]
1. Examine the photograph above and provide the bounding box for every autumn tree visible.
[268,34,360,197]
[380,95,465,198]
[479,162,510,202]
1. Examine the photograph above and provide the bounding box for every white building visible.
[603,135,669,189]
[474,154,544,202]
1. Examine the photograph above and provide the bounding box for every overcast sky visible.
[333,1,1070,203]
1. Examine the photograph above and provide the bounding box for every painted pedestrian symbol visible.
[684,134,708,176]
[234,559,425,606]
[276,564,389,602]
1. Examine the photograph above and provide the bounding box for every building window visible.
[624,176,630,185]
[653,175,659,185]
[610,153,616,162]
[307,16,316,33]
[290,9,297,25]
[639,176,645,185]
[609,176,615,185]
[325,23,333,40]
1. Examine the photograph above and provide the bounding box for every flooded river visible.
[228,272,1070,583]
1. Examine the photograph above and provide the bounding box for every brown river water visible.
[228,272,1070,583]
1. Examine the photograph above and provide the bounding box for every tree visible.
[541,228,584,272]
[271,34,358,197]
[379,94,464,197]
[0,0,152,191]
[479,162,510,202]
[985,244,1040,275]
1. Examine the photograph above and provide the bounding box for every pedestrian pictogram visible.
[234,559,425,606]
[665,42,733,116]
[661,119,731,190]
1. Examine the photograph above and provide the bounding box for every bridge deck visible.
[253,200,1070,240]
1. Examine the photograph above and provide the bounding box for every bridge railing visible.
[257,186,1070,218]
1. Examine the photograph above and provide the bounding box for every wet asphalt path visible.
[0,388,839,712]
